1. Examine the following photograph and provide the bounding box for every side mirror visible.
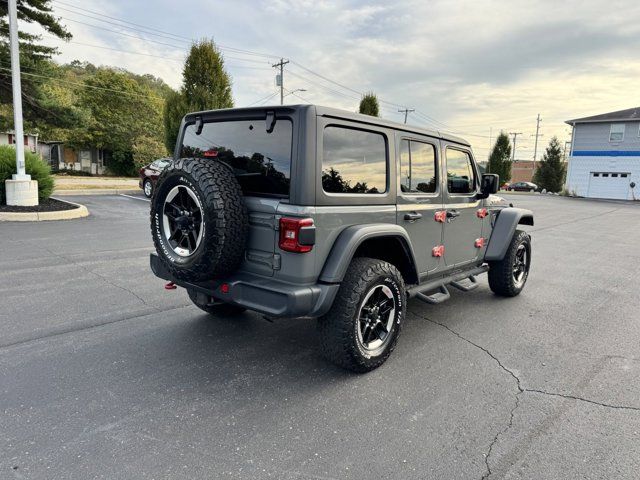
[478,174,499,199]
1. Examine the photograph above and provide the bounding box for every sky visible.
[20,0,640,160]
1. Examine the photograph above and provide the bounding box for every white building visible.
[0,131,38,153]
[565,107,640,200]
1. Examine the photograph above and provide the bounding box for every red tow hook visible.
[164,282,177,290]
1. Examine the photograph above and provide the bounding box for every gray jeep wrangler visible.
[149,105,533,372]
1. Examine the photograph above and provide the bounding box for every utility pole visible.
[398,108,415,124]
[5,0,37,206]
[509,132,523,162]
[272,58,289,105]
[531,114,543,176]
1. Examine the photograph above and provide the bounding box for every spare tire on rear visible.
[150,157,248,282]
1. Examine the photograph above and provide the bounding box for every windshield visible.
[180,119,292,197]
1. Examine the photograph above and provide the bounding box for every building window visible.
[609,124,625,142]
[593,173,599,177]
[399,139,437,193]
[622,173,628,178]
[322,126,387,194]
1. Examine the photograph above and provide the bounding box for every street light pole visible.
[8,0,27,179]
[5,0,38,206]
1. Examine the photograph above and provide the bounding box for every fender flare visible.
[484,207,534,261]
[319,224,419,284]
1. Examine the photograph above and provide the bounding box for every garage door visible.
[587,172,630,200]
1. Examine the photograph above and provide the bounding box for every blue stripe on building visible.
[572,150,640,157]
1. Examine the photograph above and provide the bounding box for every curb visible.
[53,188,140,196]
[0,197,89,222]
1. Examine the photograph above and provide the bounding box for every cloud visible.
[14,0,640,158]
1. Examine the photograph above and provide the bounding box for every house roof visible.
[566,107,640,125]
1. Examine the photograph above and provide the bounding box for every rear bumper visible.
[150,253,339,318]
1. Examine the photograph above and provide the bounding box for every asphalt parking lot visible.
[2,193,639,479]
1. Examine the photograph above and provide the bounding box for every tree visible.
[487,132,512,184]
[163,90,187,153]
[132,135,168,171]
[182,40,233,110]
[0,0,74,130]
[358,92,379,117]
[163,39,234,151]
[71,68,166,175]
[533,136,566,192]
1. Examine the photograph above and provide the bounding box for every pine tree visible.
[163,90,188,153]
[0,0,73,129]
[163,39,233,151]
[358,92,379,117]
[182,40,233,111]
[533,137,566,192]
[487,132,512,184]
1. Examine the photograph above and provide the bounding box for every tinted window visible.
[322,126,387,194]
[399,139,437,193]
[446,149,476,194]
[181,119,292,197]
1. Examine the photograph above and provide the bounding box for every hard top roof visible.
[184,104,471,147]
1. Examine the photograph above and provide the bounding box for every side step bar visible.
[408,265,489,304]
[415,285,450,304]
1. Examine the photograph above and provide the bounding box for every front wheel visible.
[488,229,531,297]
[143,179,153,198]
[318,258,406,373]
[529,188,535,193]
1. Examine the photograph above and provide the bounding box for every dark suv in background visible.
[139,157,171,197]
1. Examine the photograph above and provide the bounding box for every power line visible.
[0,65,163,99]
[246,91,278,107]
[24,1,476,134]
[51,0,191,42]
[50,0,279,59]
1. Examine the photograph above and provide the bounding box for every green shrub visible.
[0,145,54,204]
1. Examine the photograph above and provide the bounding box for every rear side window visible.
[322,126,387,194]
[181,119,292,197]
[399,139,437,193]
[446,149,476,194]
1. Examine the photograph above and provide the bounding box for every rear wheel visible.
[318,258,406,373]
[488,229,531,297]
[187,289,246,316]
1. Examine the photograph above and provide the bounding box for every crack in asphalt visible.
[411,311,640,479]
[0,303,192,350]
[525,389,640,411]
[38,245,155,310]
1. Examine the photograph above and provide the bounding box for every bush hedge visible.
[0,145,54,204]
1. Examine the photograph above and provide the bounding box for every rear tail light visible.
[279,217,315,253]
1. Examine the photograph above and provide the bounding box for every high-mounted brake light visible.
[279,217,315,253]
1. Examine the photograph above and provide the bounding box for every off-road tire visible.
[318,257,406,373]
[187,289,246,317]
[151,157,248,282]
[488,229,531,297]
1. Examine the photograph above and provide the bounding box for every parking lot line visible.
[119,193,150,202]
